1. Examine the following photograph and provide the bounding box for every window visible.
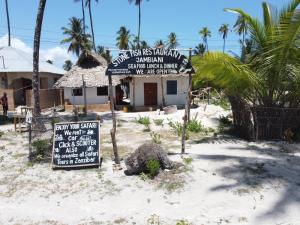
[97,86,108,96]
[72,88,83,96]
[166,80,177,95]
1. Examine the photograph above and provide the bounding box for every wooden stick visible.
[187,49,192,122]
[108,74,120,165]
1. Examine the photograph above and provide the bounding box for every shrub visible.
[32,139,50,159]
[176,220,190,225]
[219,115,232,126]
[153,119,164,127]
[168,120,183,136]
[150,132,162,144]
[187,118,203,133]
[146,159,160,178]
[136,116,151,131]
[183,157,193,165]
[0,131,4,138]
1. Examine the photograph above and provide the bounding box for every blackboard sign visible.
[52,121,100,168]
[106,48,194,76]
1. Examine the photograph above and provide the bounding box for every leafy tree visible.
[63,60,73,71]
[199,27,211,52]
[61,17,92,57]
[116,26,131,50]
[166,32,179,49]
[219,24,230,53]
[128,0,149,49]
[96,45,112,63]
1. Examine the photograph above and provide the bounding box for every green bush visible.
[150,132,162,144]
[32,139,50,159]
[219,115,232,126]
[187,118,203,133]
[153,119,164,127]
[176,220,190,225]
[168,120,183,136]
[136,116,151,131]
[0,131,4,138]
[146,159,160,178]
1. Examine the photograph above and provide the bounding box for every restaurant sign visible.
[106,48,194,76]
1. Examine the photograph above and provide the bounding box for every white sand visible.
[0,105,299,225]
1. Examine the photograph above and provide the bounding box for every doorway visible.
[144,83,157,106]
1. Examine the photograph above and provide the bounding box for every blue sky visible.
[0,0,287,67]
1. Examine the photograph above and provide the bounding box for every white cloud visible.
[0,34,75,68]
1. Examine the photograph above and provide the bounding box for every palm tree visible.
[33,0,47,118]
[167,32,179,49]
[85,0,98,52]
[74,0,86,34]
[96,45,112,63]
[61,17,92,57]
[193,0,300,139]
[63,60,73,71]
[154,39,164,48]
[128,0,148,49]
[199,27,211,52]
[233,15,248,46]
[5,0,11,46]
[140,40,149,49]
[193,43,206,56]
[116,26,131,50]
[219,24,230,53]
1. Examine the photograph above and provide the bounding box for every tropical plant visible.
[199,27,211,52]
[63,60,73,71]
[167,32,179,49]
[33,0,47,118]
[85,0,98,51]
[128,0,149,49]
[218,24,230,53]
[131,36,149,49]
[61,17,92,57]
[96,45,112,63]
[233,15,248,47]
[5,0,11,46]
[74,0,86,34]
[193,0,300,139]
[193,43,206,56]
[154,39,164,48]
[116,26,131,50]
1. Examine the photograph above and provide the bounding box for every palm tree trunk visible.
[81,0,86,34]
[88,1,96,52]
[5,0,11,46]
[223,38,225,53]
[137,2,141,49]
[33,0,47,117]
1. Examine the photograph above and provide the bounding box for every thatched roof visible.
[54,51,120,88]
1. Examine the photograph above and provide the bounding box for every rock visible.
[124,143,176,176]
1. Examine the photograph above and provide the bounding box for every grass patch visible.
[153,119,164,127]
[150,132,162,144]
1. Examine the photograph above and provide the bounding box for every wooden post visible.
[161,77,165,109]
[132,77,135,110]
[82,74,87,115]
[181,49,193,154]
[108,74,120,165]
[187,49,192,122]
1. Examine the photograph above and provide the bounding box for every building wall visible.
[64,87,115,105]
[130,76,188,107]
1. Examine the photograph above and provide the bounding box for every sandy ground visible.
[0,104,299,225]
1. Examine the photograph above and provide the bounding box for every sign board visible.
[52,121,100,168]
[106,48,194,76]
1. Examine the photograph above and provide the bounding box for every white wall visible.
[64,87,114,105]
[130,76,188,107]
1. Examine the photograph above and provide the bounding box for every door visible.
[144,83,157,106]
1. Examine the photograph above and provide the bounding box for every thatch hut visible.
[54,51,121,112]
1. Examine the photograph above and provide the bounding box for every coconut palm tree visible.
[4,0,11,46]
[61,17,92,57]
[233,15,248,46]
[193,0,300,139]
[166,32,179,49]
[154,39,164,48]
[193,43,206,56]
[116,26,131,50]
[128,0,148,49]
[96,45,112,63]
[199,27,211,52]
[219,24,230,53]
[32,0,47,118]
[63,60,73,71]
[74,0,86,34]
[85,0,98,52]
[131,36,149,49]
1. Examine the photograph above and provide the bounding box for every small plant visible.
[136,116,151,131]
[168,120,183,136]
[51,117,60,129]
[176,220,190,225]
[150,132,162,144]
[31,139,50,160]
[146,159,160,178]
[0,131,4,138]
[219,115,232,126]
[187,118,203,133]
[139,172,150,181]
[183,157,193,165]
[153,119,164,127]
